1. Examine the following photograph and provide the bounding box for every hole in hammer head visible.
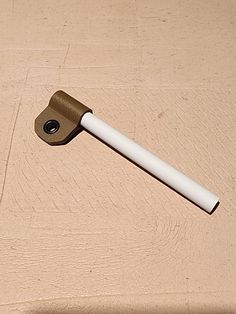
[43,120,60,134]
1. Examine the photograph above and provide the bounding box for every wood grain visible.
[0,0,235,313]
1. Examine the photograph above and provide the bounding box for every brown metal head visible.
[34,90,92,145]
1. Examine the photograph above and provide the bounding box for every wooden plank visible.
[0,0,235,312]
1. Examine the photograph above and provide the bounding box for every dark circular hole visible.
[43,120,60,134]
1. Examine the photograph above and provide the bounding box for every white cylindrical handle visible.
[81,112,219,213]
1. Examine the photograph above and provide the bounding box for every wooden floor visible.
[0,1,235,313]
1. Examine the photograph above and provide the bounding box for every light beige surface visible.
[0,0,235,313]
